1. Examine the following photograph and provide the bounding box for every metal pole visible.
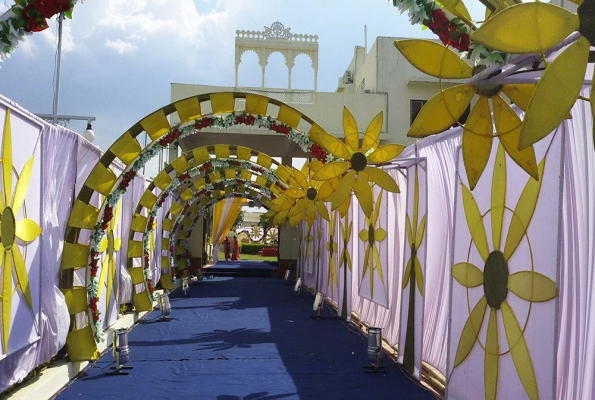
[52,13,64,124]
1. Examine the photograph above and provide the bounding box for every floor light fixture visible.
[363,327,387,373]
[106,329,133,375]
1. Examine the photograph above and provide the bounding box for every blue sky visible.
[0,0,485,163]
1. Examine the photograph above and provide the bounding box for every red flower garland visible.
[426,9,470,52]
[22,0,74,32]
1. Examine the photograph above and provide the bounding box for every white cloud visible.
[105,38,138,54]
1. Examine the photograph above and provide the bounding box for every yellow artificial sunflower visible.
[358,189,386,297]
[452,144,557,400]
[284,161,335,228]
[97,199,122,324]
[325,209,339,297]
[312,107,404,218]
[471,0,594,151]
[0,110,42,353]
[395,39,539,190]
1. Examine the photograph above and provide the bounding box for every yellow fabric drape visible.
[212,198,246,247]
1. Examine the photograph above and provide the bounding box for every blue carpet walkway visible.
[57,277,434,400]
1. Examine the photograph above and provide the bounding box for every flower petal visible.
[494,96,539,180]
[452,262,484,288]
[306,202,317,228]
[359,229,369,243]
[394,39,472,79]
[367,144,406,164]
[454,296,487,367]
[406,215,413,246]
[470,2,579,53]
[97,256,110,299]
[501,84,535,112]
[355,174,374,219]
[501,301,539,400]
[519,37,590,150]
[2,110,13,206]
[375,227,387,242]
[508,271,558,302]
[283,188,307,200]
[372,187,383,226]
[365,167,400,193]
[485,309,499,400]
[414,256,424,296]
[360,112,384,154]
[312,161,351,181]
[15,218,42,243]
[332,170,356,212]
[415,215,427,249]
[99,237,108,253]
[316,181,335,201]
[409,85,474,138]
[316,131,352,160]
[463,97,493,190]
[402,258,412,290]
[491,144,506,252]
[503,158,545,261]
[374,245,384,283]
[338,196,351,218]
[11,156,34,215]
[342,107,360,153]
[440,0,473,26]
[315,200,330,222]
[288,197,308,218]
[292,167,309,191]
[462,184,490,262]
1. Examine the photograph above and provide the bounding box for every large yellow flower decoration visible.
[471,1,594,151]
[98,199,122,323]
[312,107,404,218]
[401,166,426,374]
[284,161,334,228]
[0,110,42,353]
[395,39,539,190]
[452,145,557,400]
[325,209,338,297]
[358,189,386,297]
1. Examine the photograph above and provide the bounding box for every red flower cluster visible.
[229,160,242,167]
[270,123,291,135]
[309,143,328,162]
[90,251,99,277]
[147,279,154,294]
[143,251,150,266]
[147,216,155,229]
[250,166,264,173]
[22,0,74,32]
[426,9,470,52]
[169,245,174,253]
[157,196,167,207]
[101,206,113,230]
[89,297,100,322]
[158,129,181,147]
[119,170,136,190]
[235,114,256,126]
[194,118,214,130]
[200,161,213,172]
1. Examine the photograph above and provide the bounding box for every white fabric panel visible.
[324,207,341,306]
[397,163,428,380]
[403,131,461,374]
[447,132,563,400]
[557,87,595,400]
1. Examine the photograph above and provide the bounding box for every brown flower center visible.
[306,188,318,201]
[483,251,509,309]
[473,65,502,98]
[368,224,375,245]
[351,152,367,172]
[1,207,15,251]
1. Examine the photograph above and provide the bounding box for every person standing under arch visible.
[223,237,231,261]
[231,236,240,261]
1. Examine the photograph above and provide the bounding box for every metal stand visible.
[158,292,173,322]
[283,270,293,285]
[363,327,388,374]
[182,277,190,297]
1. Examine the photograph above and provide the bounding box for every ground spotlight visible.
[159,292,173,322]
[363,327,387,373]
[293,277,302,296]
[106,328,133,375]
